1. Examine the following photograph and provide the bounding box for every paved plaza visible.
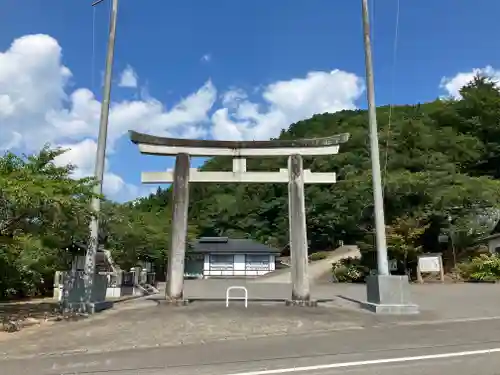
[2,303,500,374]
[184,280,500,320]
[2,282,500,362]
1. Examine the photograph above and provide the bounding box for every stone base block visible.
[161,298,189,306]
[91,300,114,313]
[363,275,419,315]
[63,300,114,314]
[361,301,419,314]
[285,299,318,307]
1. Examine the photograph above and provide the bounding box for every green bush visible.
[332,257,369,283]
[456,254,500,282]
[309,251,329,262]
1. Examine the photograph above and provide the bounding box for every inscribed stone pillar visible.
[287,154,310,301]
[166,153,190,301]
[132,266,141,285]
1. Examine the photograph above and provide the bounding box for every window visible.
[209,254,234,270]
[245,254,270,270]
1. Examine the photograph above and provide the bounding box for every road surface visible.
[2,315,500,374]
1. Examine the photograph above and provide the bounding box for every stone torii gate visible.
[129,130,350,304]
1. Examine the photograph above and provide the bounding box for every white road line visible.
[396,315,500,326]
[224,347,500,375]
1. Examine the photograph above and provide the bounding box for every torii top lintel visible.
[129,130,350,157]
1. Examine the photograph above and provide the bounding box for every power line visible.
[370,0,375,46]
[91,6,96,92]
[382,0,401,188]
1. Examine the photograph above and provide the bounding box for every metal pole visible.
[361,0,389,276]
[84,0,119,312]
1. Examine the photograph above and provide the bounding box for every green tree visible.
[176,75,500,259]
[101,200,198,272]
[0,147,97,298]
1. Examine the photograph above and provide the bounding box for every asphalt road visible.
[3,316,500,375]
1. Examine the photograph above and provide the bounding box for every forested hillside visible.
[138,75,500,266]
[2,76,500,298]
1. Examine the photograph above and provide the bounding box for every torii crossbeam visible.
[129,130,350,304]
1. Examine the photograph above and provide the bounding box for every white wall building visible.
[484,221,500,254]
[184,237,280,278]
[488,235,500,254]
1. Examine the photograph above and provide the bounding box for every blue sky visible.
[1,0,499,201]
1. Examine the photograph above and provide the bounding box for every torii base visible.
[285,299,318,307]
[362,275,419,315]
[160,297,189,306]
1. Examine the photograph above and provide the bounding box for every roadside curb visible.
[391,315,500,327]
[0,324,365,361]
[2,315,500,362]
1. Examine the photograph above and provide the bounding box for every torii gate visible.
[129,130,350,303]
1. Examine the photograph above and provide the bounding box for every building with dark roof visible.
[484,220,500,254]
[184,237,281,278]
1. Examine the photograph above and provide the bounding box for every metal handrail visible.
[225,286,248,308]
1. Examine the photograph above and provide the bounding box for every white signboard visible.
[418,255,442,273]
[245,264,269,270]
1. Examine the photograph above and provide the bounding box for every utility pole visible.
[360,0,417,314]
[83,0,119,312]
[361,0,389,276]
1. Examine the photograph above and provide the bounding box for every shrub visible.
[309,251,329,262]
[455,254,500,282]
[332,257,368,283]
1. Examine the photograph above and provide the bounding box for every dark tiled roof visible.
[481,221,500,242]
[493,220,500,234]
[129,130,350,149]
[190,237,280,254]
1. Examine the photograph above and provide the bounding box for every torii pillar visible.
[288,154,310,301]
[166,153,190,301]
[129,130,350,304]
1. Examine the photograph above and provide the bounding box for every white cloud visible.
[0,34,217,200]
[53,138,98,177]
[0,34,217,153]
[118,65,138,88]
[201,54,211,63]
[0,131,22,150]
[211,70,365,141]
[107,80,216,143]
[440,65,500,99]
[0,34,73,150]
[53,139,147,201]
[0,33,367,200]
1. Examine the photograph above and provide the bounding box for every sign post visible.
[417,253,445,283]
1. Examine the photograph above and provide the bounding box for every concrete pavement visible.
[0,301,389,360]
[221,350,500,375]
[3,283,500,359]
[3,282,500,374]
[183,280,500,320]
[2,316,500,374]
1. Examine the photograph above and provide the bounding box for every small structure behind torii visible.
[129,130,350,304]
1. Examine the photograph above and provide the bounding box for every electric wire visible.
[382,0,401,189]
[91,6,97,92]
